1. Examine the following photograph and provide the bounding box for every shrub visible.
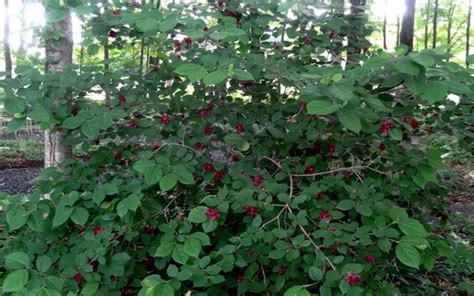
[0,1,472,295]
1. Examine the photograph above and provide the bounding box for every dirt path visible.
[0,167,42,195]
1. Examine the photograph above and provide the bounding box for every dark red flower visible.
[240,81,253,89]
[245,206,259,216]
[73,272,83,283]
[152,143,161,151]
[231,153,239,162]
[214,170,224,181]
[247,249,255,256]
[94,139,100,145]
[144,224,154,234]
[184,37,192,46]
[329,247,338,254]
[315,191,325,200]
[235,123,245,134]
[207,102,216,110]
[327,144,336,154]
[365,254,375,264]
[71,107,79,116]
[195,142,205,150]
[304,36,312,44]
[108,30,117,38]
[252,176,263,186]
[112,9,121,16]
[314,143,322,154]
[204,26,209,32]
[129,118,138,129]
[298,101,307,109]
[203,162,215,172]
[379,119,394,135]
[203,125,213,135]
[319,211,331,220]
[328,31,336,39]
[113,151,122,161]
[328,227,336,232]
[174,41,182,51]
[305,165,316,174]
[404,117,419,129]
[118,94,126,104]
[198,109,209,118]
[277,267,286,275]
[379,143,386,152]
[236,274,246,284]
[93,226,103,236]
[345,272,362,286]
[205,208,220,220]
[273,42,281,50]
[160,114,171,125]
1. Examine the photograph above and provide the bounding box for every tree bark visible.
[18,0,27,56]
[424,0,431,49]
[400,0,416,51]
[467,0,472,67]
[44,7,73,168]
[396,15,401,47]
[3,0,12,74]
[432,0,439,48]
[383,0,387,49]
[446,0,455,61]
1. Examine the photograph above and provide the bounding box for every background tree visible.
[3,0,12,74]
[401,0,416,50]
[467,0,472,67]
[432,0,439,47]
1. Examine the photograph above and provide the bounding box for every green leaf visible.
[63,116,83,129]
[7,205,29,231]
[46,9,67,23]
[232,69,254,81]
[184,237,202,258]
[5,252,30,269]
[74,5,94,16]
[52,207,73,228]
[159,18,178,32]
[306,100,340,115]
[116,194,141,218]
[136,18,159,33]
[36,255,52,273]
[71,207,89,226]
[81,121,99,139]
[7,118,25,133]
[419,166,436,182]
[308,266,323,281]
[329,84,354,102]
[284,286,311,296]
[224,133,250,151]
[133,159,156,174]
[336,199,355,211]
[393,59,420,76]
[4,98,26,114]
[29,107,50,122]
[174,167,194,185]
[355,203,373,216]
[398,218,427,237]
[155,241,175,257]
[2,269,29,293]
[365,97,389,112]
[410,53,435,67]
[188,206,207,223]
[467,54,474,64]
[396,242,420,269]
[81,282,99,296]
[337,109,361,133]
[420,81,448,103]
[112,252,131,265]
[389,128,403,141]
[145,168,163,186]
[203,70,227,85]
[174,63,208,82]
[152,283,174,296]
[159,173,178,192]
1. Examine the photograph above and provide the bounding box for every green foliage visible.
[0,0,473,295]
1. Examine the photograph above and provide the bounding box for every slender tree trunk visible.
[447,0,455,61]
[467,0,472,67]
[400,0,416,51]
[44,7,73,168]
[103,1,111,104]
[18,0,27,56]
[79,26,85,74]
[396,15,401,46]
[432,0,439,48]
[383,0,387,49]
[3,0,12,74]
[424,0,431,49]
[139,0,146,75]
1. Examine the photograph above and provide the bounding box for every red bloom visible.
[203,125,213,135]
[118,94,126,104]
[379,119,394,135]
[113,151,122,161]
[214,170,224,181]
[319,211,331,220]
[204,26,209,32]
[252,176,264,186]
[205,208,220,220]
[304,165,316,174]
[345,272,362,286]
[207,102,216,110]
[93,226,103,236]
[71,107,79,116]
[231,153,239,162]
[329,247,338,254]
[315,191,325,200]
[203,162,215,172]
[327,144,336,154]
[404,117,419,129]
[195,142,205,150]
[245,206,259,216]
[298,101,307,109]
[184,37,192,46]
[198,109,209,118]
[144,224,154,234]
[129,118,138,129]
[304,36,312,44]
[365,254,375,264]
[314,143,322,154]
[152,143,161,151]
[273,42,281,50]
[277,267,286,275]
[328,31,336,39]
[236,274,246,284]
[240,81,253,89]
[73,272,83,283]
[379,143,386,152]
[108,30,117,38]
[174,41,182,51]
[160,114,171,125]
[247,249,255,256]
[112,9,121,16]
[235,123,245,134]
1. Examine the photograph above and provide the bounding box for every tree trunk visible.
[446,0,455,61]
[467,0,472,67]
[432,0,439,48]
[383,0,387,49]
[44,7,73,168]
[3,0,12,74]
[346,0,367,68]
[396,15,401,47]
[400,0,416,51]
[18,0,27,56]
[103,1,111,104]
[424,0,431,49]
